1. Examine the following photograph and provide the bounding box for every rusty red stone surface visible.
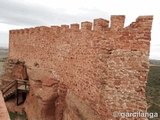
[0,91,10,120]
[8,15,153,120]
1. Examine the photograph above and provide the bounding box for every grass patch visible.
[9,112,27,120]
[146,66,160,120]
[0,60,5,62]
[0,57,7,62]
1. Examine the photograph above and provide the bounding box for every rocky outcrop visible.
[55,82,67,120]
[5,59,28,80]
[0,91,10,120]
[0,59,28,115]
[0,59,28,87]
[24,67,68,120]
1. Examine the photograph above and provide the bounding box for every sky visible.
[0,0,159,59]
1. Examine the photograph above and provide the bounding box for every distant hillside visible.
[150,59,160,66]
[0,48,8,54]
[0,47,8,50]
[0,47,8,61]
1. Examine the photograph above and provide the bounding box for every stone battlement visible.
[9,15,153,34]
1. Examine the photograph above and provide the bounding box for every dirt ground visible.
[0,48,7,76]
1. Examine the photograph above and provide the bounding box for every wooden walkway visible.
[18,85,29,91]
[1,79,30,105]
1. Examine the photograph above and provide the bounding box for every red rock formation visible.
[1,59,28,86]
[55,82,67,120]
[24,67,65,120]
[0,91,10,120]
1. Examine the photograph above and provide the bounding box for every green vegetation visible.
[0,48,8,62]
[146,66,160,120]
[9,112,27,120]
[0,57,7,62]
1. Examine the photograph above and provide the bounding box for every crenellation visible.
[81,21,92,30]
[39,26,50,33]
[110,15,125,31]
[9,30,14,34]
[126,16,153,33]
[61,25,69,29]
[128,22,137,28]
[60,25,69,33]
[16,30,20,34]
[12,30,16,34]
[19,29,24,34]
[51,26,60,30]
[136,16,153,22]
[51,26,60,34]
[24,28,29,34]
[70,23,79,30]
[29,28,35,34]
[34,27,41,33]
[93,18,109,31]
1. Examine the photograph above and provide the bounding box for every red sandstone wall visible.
[8,15,153,119]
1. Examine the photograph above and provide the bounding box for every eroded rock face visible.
[11,64,28,80]
[0,59,28,85]
[24,67,67,120]
[0,91,10,120]
[0,59,28,114]
[7,59,28,80]
[55,82,67,120]
[63,92,103,120]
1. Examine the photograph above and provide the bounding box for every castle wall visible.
[8,15,153,119]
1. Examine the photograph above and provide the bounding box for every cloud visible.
[0,0,71,26]
[0,31,9,47]
[150,46,160,51]
[0,0,110,28]
[151,44,160,47]
[150,45,160,60]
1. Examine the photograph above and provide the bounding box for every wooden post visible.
[25,81,27,92]
[15,80,18,105]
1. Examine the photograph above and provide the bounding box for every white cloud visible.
[0,31,9,48]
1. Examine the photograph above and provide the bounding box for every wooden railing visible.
[1,79,30,105]
[1,80,16,96]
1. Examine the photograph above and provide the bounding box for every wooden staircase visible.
[1,79,30,105]
[3,89,16,101]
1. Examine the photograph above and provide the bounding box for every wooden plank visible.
[18,85,29,91]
